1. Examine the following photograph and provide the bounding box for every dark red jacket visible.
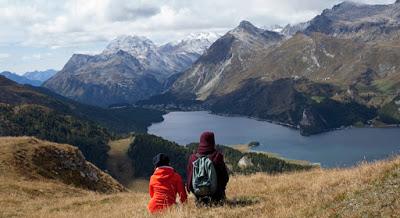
[186,132,229,200]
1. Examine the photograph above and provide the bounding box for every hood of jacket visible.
[152,166,175,181]
[197,131,216,154]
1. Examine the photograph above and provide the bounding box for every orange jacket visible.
[148,166,187,213]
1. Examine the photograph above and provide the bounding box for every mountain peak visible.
[113,35,152,44]
[161,32,220,55]
[238,20,258,30]
[232,20,263,36]
[333,1,363,8]
[183,32,220,42]
[102,35,157,57]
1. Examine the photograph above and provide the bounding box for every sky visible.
[0,0,396,74]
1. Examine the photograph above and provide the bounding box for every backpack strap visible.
[195,153,204,158]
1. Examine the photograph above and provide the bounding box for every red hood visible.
[198,131,216,154]
[153,166,175,181]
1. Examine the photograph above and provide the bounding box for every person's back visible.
[148,154,187,213]
[187,132,229,205]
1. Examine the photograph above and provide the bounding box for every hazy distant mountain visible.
[141,1,400,135]
[44,32,218,107]
[0,71,42,86]
[23,69,57,83]
[0,70,57,86]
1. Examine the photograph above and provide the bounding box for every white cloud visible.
[21,53,52,61]
[0,0,396,48]
[0,53,10,59]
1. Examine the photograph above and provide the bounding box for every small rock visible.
[80,171,86,178]
[238,156,254,169]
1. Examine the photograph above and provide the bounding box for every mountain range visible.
[0,69,56,86]
[23,69,57,82]
[140,1,400,135]
[43,33,219,107]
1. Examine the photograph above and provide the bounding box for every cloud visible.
[22,53,52,61]
[0,53,10,59]
[107,0,161,21]
[0,0,397,48]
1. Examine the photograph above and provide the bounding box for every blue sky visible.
[0,0,395,74]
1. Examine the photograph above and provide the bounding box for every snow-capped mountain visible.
[102,32,220,78]
[44,32,220,107]
[162,32,220,54]
[102,35,157,58]
[102,35,169,77]
[159,32,221,73]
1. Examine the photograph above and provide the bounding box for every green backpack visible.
[192,154,218,196]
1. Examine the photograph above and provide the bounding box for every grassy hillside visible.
[0,137,125,194]
[1,137,399,217]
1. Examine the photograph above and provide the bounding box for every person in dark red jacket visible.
[186,131,229,205]
[148,153,187,214]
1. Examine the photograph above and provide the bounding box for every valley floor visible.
[1,153,399,217]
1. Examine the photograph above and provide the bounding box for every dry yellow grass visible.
[0,137,125,194]
[0,137,399,218]
[107,137,136,188]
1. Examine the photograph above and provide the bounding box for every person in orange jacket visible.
[148,153,187,214]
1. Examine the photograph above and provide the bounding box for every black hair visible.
[152,153,170,168]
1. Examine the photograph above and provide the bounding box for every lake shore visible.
[232,144,318,167]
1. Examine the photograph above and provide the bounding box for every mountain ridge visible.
[1,69,57,86]
[0,71,42,86]
[44,32,219,107]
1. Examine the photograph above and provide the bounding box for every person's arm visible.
[186,155,194,193]
[149,176,154,198]
[216,153,229,187]
[176,173,188,203]
[221,158,229,185]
